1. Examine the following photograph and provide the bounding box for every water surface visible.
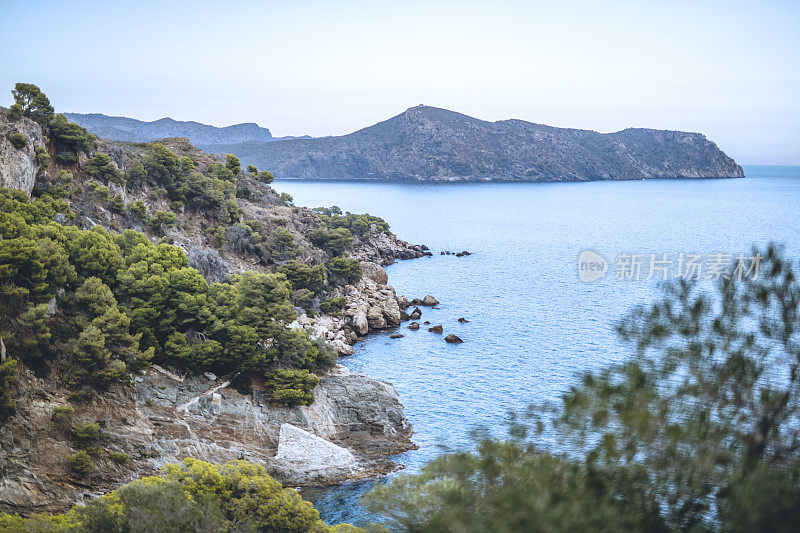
[274,166,800,526]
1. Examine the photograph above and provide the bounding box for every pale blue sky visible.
[2,0,798,164]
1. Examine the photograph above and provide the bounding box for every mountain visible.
[64,112,273,145]
[206,105,744,181]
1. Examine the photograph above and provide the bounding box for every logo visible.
[578,250,608,283]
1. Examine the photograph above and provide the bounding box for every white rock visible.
[275,423,358,472]
[203,372,217,381]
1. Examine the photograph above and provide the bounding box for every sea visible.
[272,165,800,527]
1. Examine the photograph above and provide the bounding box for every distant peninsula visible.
[69,106,744,182]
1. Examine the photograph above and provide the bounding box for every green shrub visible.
[8,132,27,149]
[108,450,129,464]
[278,260,327,294]
[51,404,74,429]
[11,83,54,124]
[264,368,319,406]
[313,206,390,235]
[86,180,110,202]
[109,193,125,213]
[66,450,95,477]
[280,192,293,205]
[85,153,124,185]
[34,145,49,168]
[72,422,104,448]
[320,296,347,314]
[257,170,274,184]
[149,210,176,234]
[327,257,362,284]
[127,199,148,220]
[49,113,96,157]
[0,359,18,422]
[247,164,258,175]
[224,153,241,175]
[309,227,353,255]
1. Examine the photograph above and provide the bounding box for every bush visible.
[257,170,274,184]
[313,206,390,235]
[0,359,17,422]
[327,257,362,284]
[127,199,148,220]
[149,210,176,234]
[34,145,49,168]
[109,193,125,213]
[264,368,319,406]
[108,450,129,464]
[72,422,105,452]
[66,450,95,477]
[49,113,96,157]
[85,153,124,185]
[86,180,111,202]
[224,153,241,175]
[278,260,327,294]
[320,296,347,314]
[51,404,74,429]
[280,192,293,205]
[8,132,27,149]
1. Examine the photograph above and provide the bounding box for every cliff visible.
[206,105,744,181]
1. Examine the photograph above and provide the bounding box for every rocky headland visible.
[0,107,431,515]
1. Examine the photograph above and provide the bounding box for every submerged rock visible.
[407,322,420,330]
[458,317,469,323]
[389,334,404,339]
[428,325,443,333]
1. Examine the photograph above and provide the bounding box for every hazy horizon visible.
[2,0,798,165]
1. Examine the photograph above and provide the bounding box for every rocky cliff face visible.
[0,364,412,514]
[0,110,47,193]
[207,105,744,181]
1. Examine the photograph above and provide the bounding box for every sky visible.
[1,0,799,164]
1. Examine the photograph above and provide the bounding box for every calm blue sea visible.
[273,166,800,527]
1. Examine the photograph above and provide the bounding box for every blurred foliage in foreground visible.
[365,245,800,532]
[0,458,362,532]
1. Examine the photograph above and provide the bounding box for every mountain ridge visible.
[70,105,744,181]
[64,112,274,145]
[208,105,744,181]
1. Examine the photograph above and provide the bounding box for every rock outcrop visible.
[0,365,412,514]
[0,109,47,194]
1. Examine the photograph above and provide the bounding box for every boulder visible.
[407,322,420,330]
[421,295,439,306]
[445,334,464,344]
[411,298,424,306]
[361,262,389,285]
[409,307,422,320]
[428,325,443,333]
[396,296,411,309]
[458,317,470,323]
[400,309,410,321]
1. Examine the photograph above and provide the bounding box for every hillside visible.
[207,105,744,181]
[64,112,274,145]
[0,91,432,516]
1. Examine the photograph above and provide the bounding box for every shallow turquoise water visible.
[274,166,800,526]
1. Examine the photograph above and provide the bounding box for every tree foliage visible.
[10,83,54,125]
[0,458,362,532]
